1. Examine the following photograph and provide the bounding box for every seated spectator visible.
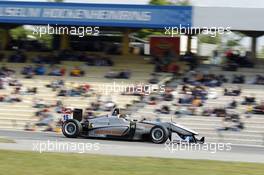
[9,79,22,87]
[0,66,15,76]
[105,70,131,79]
[242,96,256,105]
[21,65,34,79]
[178,94,193,105]
[207,89,218,99]
[203,78,222,87]
[180,85,207,99]
[34,65,46,75]
[0,94,5,102]
[192,96,203,107]
[247,102,264,114]
[213,108,227,117]
[202,108,214,116]
[48,66,66,76]
[0,76,10,87]
[232,75,245,84]
[224,87,241,96]
[162,91,174,101]
[117,71,131,79]
[0,94,22,103]
[57,88,68,96]
[148,96,158,105]
[183,72,223,87]
[192,86,208,100]
[27,87,38,95]
[218,74,228,83]
[57,84,91,97]
[70,67,84,77]
[68,89,82,97]
[13,86,35,96]
[155,105,170,114]
[253,75,264,85]
[12,86,21,94]
[181,84,191,94]
[78,84,91,97]
[227,100,238,109]
[202,108,227,117]
[46,79,64,90]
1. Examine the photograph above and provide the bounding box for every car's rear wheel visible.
[62,119,82,138]
[150,125,169,144]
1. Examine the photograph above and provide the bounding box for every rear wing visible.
[62,108,83,122]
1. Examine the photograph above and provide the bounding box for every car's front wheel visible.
[62,119,82,138]
[150,125,169,144]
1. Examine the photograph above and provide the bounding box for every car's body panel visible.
[62,108,204,143]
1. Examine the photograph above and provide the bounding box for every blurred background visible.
[0,0,264,170]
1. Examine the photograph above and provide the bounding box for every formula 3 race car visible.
[61,108,204,144]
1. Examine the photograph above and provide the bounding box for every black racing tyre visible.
[150,125,169,144]
[62,119,82,138]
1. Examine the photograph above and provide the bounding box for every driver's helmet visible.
[112,108,120,116]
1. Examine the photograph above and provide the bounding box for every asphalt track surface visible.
[0,130,263,163]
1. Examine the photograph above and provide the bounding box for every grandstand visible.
[0,54,153,126]
[0,53,264,147]
[0,1,263,150]
[132,64,264,146]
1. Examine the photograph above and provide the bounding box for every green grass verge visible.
[0,137,15,143]
[0,150,263,175]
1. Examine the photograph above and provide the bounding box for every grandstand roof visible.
[193,7,264,31]
[1,1,263,32]
[0,1,192,28]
